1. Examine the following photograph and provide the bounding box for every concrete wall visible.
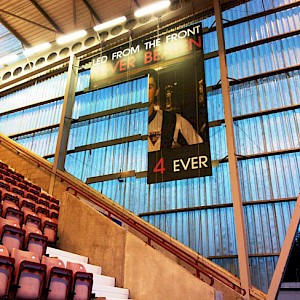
[59,192,217,300]
[0,135,258,299]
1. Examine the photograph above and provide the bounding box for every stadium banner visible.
[89,23,212,183]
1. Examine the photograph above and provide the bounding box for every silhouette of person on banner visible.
[147,69,203,152]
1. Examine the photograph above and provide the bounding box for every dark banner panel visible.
[90,24,203,89]
[147,57,212,183]
[89,23,211,183]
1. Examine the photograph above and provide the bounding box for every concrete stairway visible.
[46,247,131,299]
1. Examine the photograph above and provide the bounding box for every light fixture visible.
[23,42,51,57]
[134,1,171,17]
[0,53,19,66]
[93,16,127,31]
[56,30,87,45]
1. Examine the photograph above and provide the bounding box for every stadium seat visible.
[23,210,42,229]
[16,182,29,192]
[11,186,25,198]
[20,197,36,212]
[0,245,15,298]
[36,204,50,218]
[0,217,25,254]
[41,255,73,300]
[11,248,46,299]
[25,192,39,203]
[67,261,93,300]
[2,202,24,225]
[40,216,58,245]
[0,181,11,198]
[23,224,48,260]
[1,190,19,206]
[3,176,16,186]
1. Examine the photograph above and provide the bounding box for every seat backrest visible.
[67,261,93,300]
[0,245,15,298]
[0,217,24,254]
[11,248,46,299]
[0,217,20,234]
[42,255,72,300]
[0,244,9,257]
[66,261,86,273]
[23,224,47,260]
[11,248,41,282]
[42,255,66,283]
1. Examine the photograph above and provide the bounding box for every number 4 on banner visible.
[153,157,166,174]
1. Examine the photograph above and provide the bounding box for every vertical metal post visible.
[213,0,251,298]
[267,194,300,300]
[49,54,79,194]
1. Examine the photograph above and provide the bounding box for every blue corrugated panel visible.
[238,153,300,201]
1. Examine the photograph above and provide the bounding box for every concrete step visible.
[46,246,102,274]
[93,285,129,299]
[93,273,116,287]
[46,246,88,263]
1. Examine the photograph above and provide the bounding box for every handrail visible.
[0,133,265,298]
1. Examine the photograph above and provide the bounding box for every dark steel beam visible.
[29,0,63,33]
[81,0,101,24]
[0,16,31,47]
[0,9,57,32]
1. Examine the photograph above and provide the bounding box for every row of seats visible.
[0,161,95,299]
[0,161,130,299]
[0,245,93,299]
[0,162,59,205]
[0,162,59,256]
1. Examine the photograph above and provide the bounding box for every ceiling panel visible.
[0,0,247,70]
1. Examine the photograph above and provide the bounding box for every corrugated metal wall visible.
[0,0,299,293]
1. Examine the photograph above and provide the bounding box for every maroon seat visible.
[0,217,25,254]
[20,197,36,212]
[17,182,29,192]
[66,261,93,300]
[0,181,11,199]
[0,245,15,298]
[3,202,24,225]
[11,186,25,198]
[42,256,73,300]
[3,176,16,186]
[40,216,58,245]
[23,209,42,229]
[1,190,19,206]
[25,192,39,203]
[11,248,46,300]
[23,224,48,260]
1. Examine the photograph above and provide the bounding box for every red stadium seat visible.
[66,261,93,300]
[25,192,39,203]
[16,182,29,192]
[3,176,16,186]
[20,197,36,212]
[41,255,73,300]
[3,204,24,226]
[0,245,15,298]
[23,224,48,260]
[11,186,25,198]
[36,204,50,218]
[1,190,19,206]
[0,181,11,199]
[11,248,46,299]
[41,216,58,245]
[23,210,42,229]
[0,217,25,254]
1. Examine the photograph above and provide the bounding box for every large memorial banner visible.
[89,23,212,183]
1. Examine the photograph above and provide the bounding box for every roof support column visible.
[49,54,79,194]
[267,194,300,299]
[213,0,251,298]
